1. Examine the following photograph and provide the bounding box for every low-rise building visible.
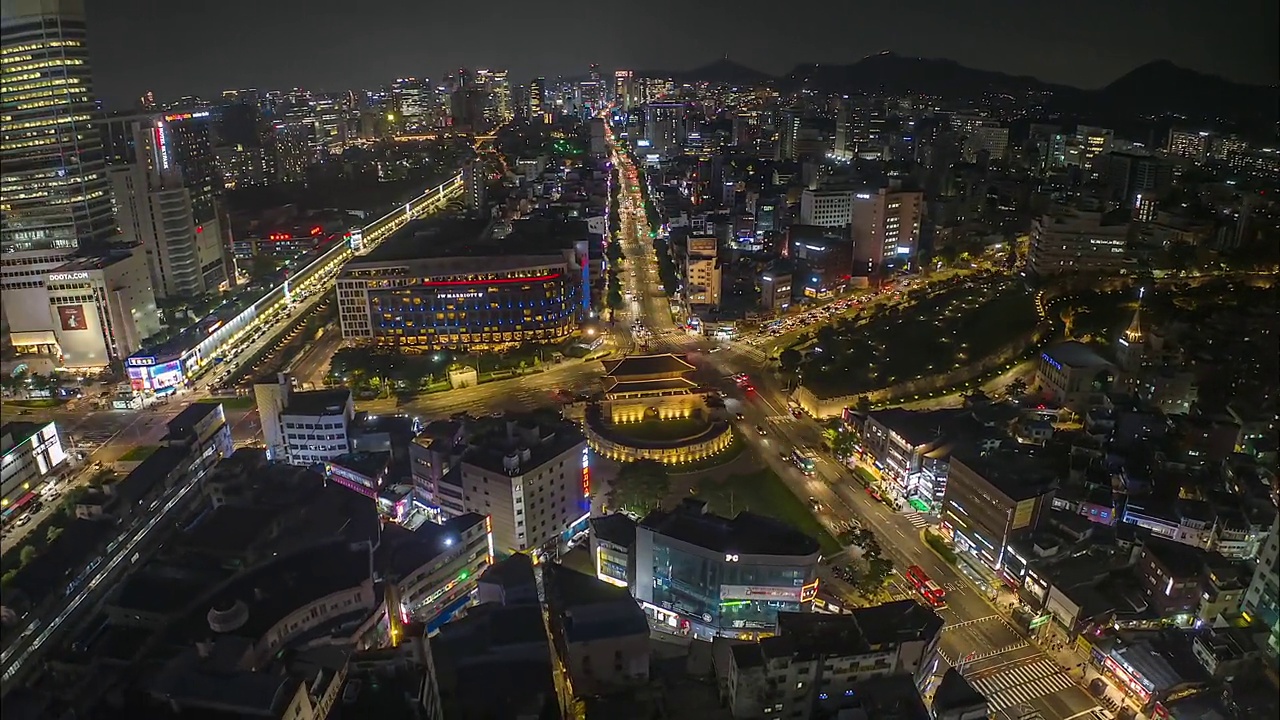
[721,603,943,720]
[255,373,354,465]
[1027,207,1131,277]
[542,563,650,698]
[940,448,1058,574]
[1,420,66,519]
[590,512,636,588]
[1034,341,1117,415]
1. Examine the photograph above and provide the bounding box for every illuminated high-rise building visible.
[1,0,117,349]
[490,69,511,122]
[528,77,545,116]
[613,70,633,110]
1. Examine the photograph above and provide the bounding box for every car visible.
[808,497,822,511]
[16,514,32,527]
[755,425,767,435]
[735,412,745,421]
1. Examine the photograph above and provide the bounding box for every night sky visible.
[86,0,1279,109]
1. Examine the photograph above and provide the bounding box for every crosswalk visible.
[903,511,932,529]
[968,659,1077,714]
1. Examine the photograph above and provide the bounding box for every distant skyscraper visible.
[528,77,545,117]
[613,70,633,110]
[490,69,512,123]
[1,0,117,347]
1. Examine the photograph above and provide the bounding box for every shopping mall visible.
[336,218,593,350]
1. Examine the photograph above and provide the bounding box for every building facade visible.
[1241,516,1279,657]
[684,236,721,308]
[799,189,854,228]
[634,499,821,640]
[851,187,923,276]
[940,450,1057,575]
[1028,208,1131,277]
[42,250,160,368]
[0,420,66,520]
[2,0,116,345]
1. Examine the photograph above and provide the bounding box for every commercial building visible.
[255,374,354,465]
[1028,207,1131,277]
[590,512,636,588]
[1241,516,1279,656]
[1034,341,1118,414]
[446,413,590,558]
[940,448,1057,574]
[41,250,160,369]
[336,218,589,351]
[528,77,545,116]
[799,188,854,228]
[851,187,923,276]
[786,225,853,298]
[759,265,792,313]
[1,421,66,519]
[613,70,633,110]
[634,498,821,639]
[103,110,232,298]
[378,512,493,633]
[645,102,686,159]
[2,0,116,344]
[684,235,721,308]
[722,603,943,720]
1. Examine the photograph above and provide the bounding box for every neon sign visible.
[155,124,170,170]
[162,111,210,122]
[47,272,90,282]
[581,447,590,498]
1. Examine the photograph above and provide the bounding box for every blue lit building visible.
[336,219,590,350]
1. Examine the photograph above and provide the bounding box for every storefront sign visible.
[127,356,157,367]
[720,585,803,602]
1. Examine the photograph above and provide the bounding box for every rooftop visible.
[1043,341,1113,369]
[951,447,1059,501]
[327,451,390,482]
[639,499,821,558]
[461,413,587,478]
[50,249,135,275]
[601,353,696,378]
[380,512,487,579]
[755,603,943,661]
[1,420,52,452]
[352,216,586,265]
[283,387,351,417]
[167,401,223,438]
[590,513,637,547]
[541,564,649,643]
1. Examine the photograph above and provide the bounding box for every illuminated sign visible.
[800,579,819,603]
[720,585,804,602]
[155,124,171,170]
[1040,352,1062,371]
[436,291,483,300]
[581,447,591,498]
[162,111,210,122]
[127,356,157,367]
[855,193,873,200]
[47,272,90,282]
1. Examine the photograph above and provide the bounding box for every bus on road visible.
[904,565,947,608]
[792,449,817,476]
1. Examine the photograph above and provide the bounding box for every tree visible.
[606,460,671,514]
[19,545,37,567]
[45,526,63,543]
[1006,377,1029,398]
[778,348,802,375]
[854,396,872,414]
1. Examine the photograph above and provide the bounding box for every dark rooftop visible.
[380,512,487,579]
[602,353,696,378]
[639,498,821,558]
[1043,341,1112,369]
[167,402,223,439]
[1,421,51,449]
[462,414,586,478]
[590,513,637,547]
[6,518,114,607]
[283,387,351,417]
[541,564,649,643]
[116,443,191,506]
[327,451,390,481]
[933,667,988,712]
[951,447,1059,501]
[354,216,587,265]
[867,408,963,448]
[754,603,943,662]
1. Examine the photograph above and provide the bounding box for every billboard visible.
[57,305,88,332]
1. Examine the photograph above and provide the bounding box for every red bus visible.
[904,565,947,608]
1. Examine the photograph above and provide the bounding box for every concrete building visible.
[254,374,354,465]
[41,250,160,369]
[799,188,854,228]
[723,603,943,720]
[454,414,590,558]
[787,225,853,299]
[1241,516,1279,656]
[1028,207,1131,277]
[684,235,721,308]
[1166,130,1209,164]
[759,265,792,313]
[378,512,492,632]
[634,498,821,639]
[1,421,66,519]
[104,111,231,298]
[645,102,686,159]
[2,0,117,344]
[940,449,1057,573]
[1034,341,1118,415]
[542,563,650,698]
[589,512,636,589]
[851,187,923,276]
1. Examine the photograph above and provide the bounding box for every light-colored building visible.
[1,421,66,519]
[106,115,230,299]
[723,603,943,720]
[42,250,160,369]
[1241,516,1279,657]
[255,374,354,465]
[1027,207,1131,277]
[1167,130,1210,164]
[2,0,117,345]
[684,235,721,308]
[542,563,650,698]
[645,102,686,159]
[760,267,792,313]
[1034,341,1117,415]
[851,187,923,276]
[383,513,492,629]
[799,188,854,228]
[456,415,590,557]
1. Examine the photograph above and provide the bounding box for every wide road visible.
[705,344,1100,720]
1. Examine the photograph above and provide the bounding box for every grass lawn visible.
[7,398,63,408]
[612,417,710,441]
[118,445,159,462]
[201,395,255,410]
[668,431,745,474]
[691,469,842,555]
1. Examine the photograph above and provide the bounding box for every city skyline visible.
[83,0,1278,109]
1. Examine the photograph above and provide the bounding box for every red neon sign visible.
[421,272,561,287]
